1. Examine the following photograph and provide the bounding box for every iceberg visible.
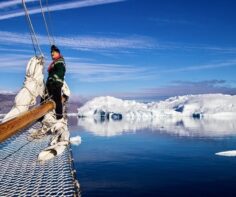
[215,150,236,157]
[78,94,236,120]
[76,94,236,137]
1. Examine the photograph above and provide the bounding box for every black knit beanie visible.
[51,45,60,53]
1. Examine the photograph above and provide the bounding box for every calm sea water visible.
[69,117,236,197]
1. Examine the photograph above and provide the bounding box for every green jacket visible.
[47,57,66,85]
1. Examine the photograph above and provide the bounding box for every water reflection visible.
[71,115,236,197]
[76,117,236,137]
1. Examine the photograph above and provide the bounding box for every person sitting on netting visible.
[46,45,66,120]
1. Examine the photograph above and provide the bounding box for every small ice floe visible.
[215,150,236,157]
[70,136,82,146]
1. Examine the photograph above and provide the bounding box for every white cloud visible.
[114,80,236,99]
[58,35,155,51]
[0,47,32,54]
[65,60,150,82]
[2,31,236,55]
[0,54,30,72]
[0,0,125,20]
[0,0,37,9]
[182,45,236,53]
[0,31,155,52]
[76,59,236,82]
[149,18,193,25]
[159,60,236,73]
[0,31,32,45]
[0,54,149,82]
[1,51,236,83]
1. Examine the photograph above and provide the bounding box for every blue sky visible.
[0,0,236,100]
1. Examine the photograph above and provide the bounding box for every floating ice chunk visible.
[70,136,82,146]
[215,150,236,157]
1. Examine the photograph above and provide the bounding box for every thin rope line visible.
[22,3,37,55]
[46,0,56,45]
[22,0,43,55]
[39,0,53,45]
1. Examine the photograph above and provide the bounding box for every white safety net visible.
[0,121,80,196]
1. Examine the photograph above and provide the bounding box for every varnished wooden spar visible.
[0,100,56,143]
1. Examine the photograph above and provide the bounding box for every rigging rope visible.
[39,0,55,46]
[22,0,43,55]
[46,0,56,45]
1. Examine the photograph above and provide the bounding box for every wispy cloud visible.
[181,45,236,53]
[2,30,236,55]
[154,41,236,54]
[58,35,155,51]
[0,0,37,9]
[0,31,32,45]
[73,59,236,82]
[1,47,236,84]
[66,59,150,82]
[159,60,236,73]
[125,59,236,83]
[0,0,126,20]
[0,54,30,72]
[144,80,236,96]
[117,80,236,99]
[0,47,32,54]
[0,54,149,82]
[149,18,193,25]
[0,31,155,52]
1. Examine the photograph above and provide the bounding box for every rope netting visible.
[0,122,80,196]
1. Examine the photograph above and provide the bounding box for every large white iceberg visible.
[77,94,236,137]
[78,94,236,120]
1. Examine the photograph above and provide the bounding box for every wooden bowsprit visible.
[0,100,55,143]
